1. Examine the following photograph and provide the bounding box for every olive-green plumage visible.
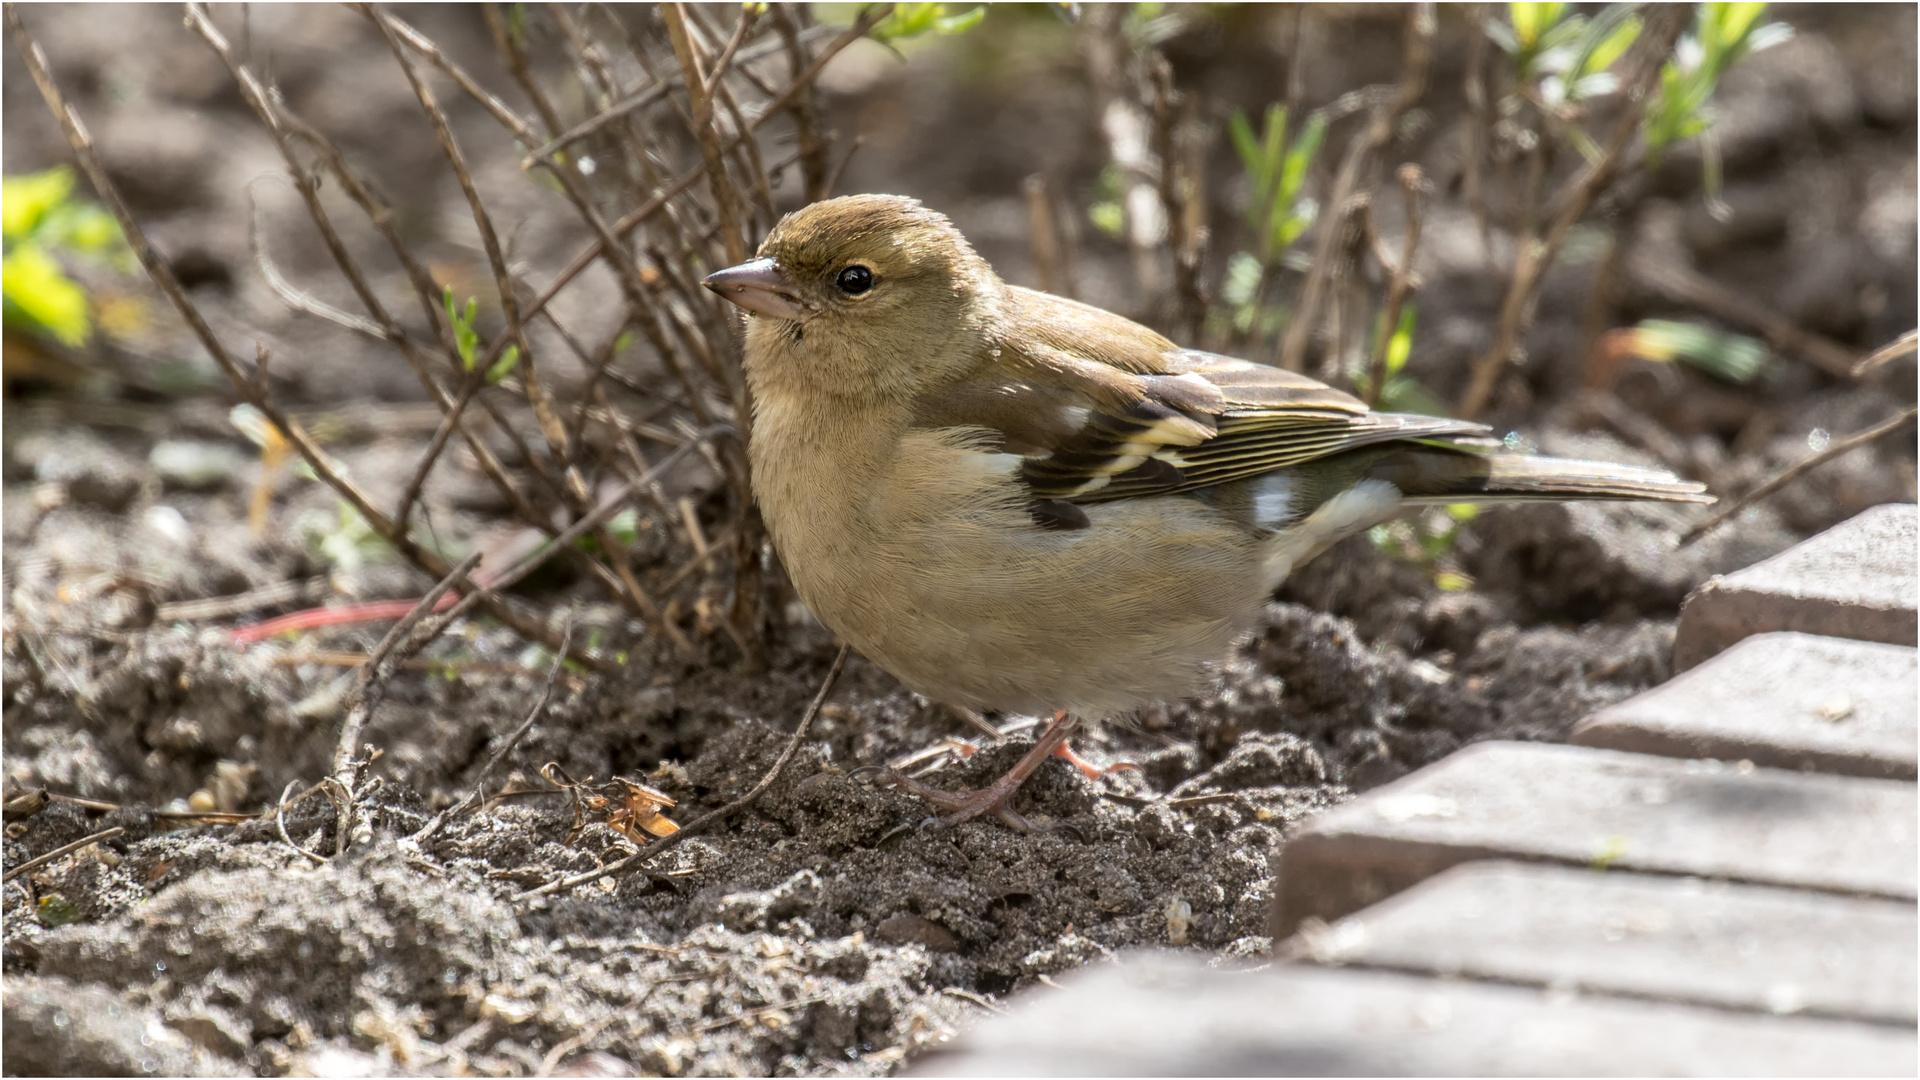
[704,194,1709,721]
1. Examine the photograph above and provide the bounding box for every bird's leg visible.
[1052,728,1141,781]
[863,710,1081,832]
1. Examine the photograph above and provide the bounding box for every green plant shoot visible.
[1228,104,1327,262]
[2,166,130,347]
[443,286,520,383]
[867,2,985,55]
[1645,3,1792,160]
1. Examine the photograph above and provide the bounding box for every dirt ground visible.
[3,4,1915,1077]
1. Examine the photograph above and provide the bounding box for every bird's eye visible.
[835,265,874,295]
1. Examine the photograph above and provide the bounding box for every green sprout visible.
[1645,3,1792,160]
[1489,2,1642,101]
[1370,500,1481,591]
[1353,306,1448,416]
[867,2,985,54]
[1122,2,1183,49]
[2,166,130,347]
[1486,3,1647,161]
[1228,104,1327,262]
[302,500,393,573]
[443,286,521,384]
[1611,318,1770,384]
[1087,163,1128,240]
[1210,104,1328,342]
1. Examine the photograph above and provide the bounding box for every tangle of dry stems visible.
[10,3,890,678]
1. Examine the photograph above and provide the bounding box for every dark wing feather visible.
[912,288,1491,505]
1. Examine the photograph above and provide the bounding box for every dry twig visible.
[1854,330,1918,377]
[1360,165,1428,406]
[1680,407,1918,546]
[3,827,126,884]
[1456,6,1690,417]
[513,643,849,902]
[411,616,576,843]
[1278,3,1433,372]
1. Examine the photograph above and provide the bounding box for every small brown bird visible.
[704,194,1708,831]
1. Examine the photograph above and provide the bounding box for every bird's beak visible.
[702,257,810,322]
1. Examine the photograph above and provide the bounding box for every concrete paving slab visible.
[1270,742,1917,936]
[1283,861,1917,1025]
[911,952,1918,1077]
[1675,503,1917,670]
[1573,632,1918,779]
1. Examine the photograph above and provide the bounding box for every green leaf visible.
[1536,14,1588,55]
[1577,8,1642,77]
[1632,318,1769,383]
[1221,251,1261,308]
[486,344,522,385]
[1279,111,1326,202]
[444,286,480,369]
[1709,2,1770,48]
[1509,1,1566,48]
[2,242,90,346]
[1260,103,1288,181]
[49,202,125,256]
[870,2,984,43]
[932,6,985,34]
[1089,201,1125,238]
[2,167,76,241]
[1227,110,1262,176]
[36,894,83,928]
[606,509,640,547]
[1385,305,1416,377]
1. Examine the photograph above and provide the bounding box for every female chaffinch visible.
[705,194,1708,832]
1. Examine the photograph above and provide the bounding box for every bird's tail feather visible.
[1370,447,1714,504]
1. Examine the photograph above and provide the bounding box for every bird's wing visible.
[911,287,1490,507]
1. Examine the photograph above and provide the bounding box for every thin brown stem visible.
[664,3,748,266]
[1024,173,1064,295]
[332,552,485,779]
[461,5,892,383]
[1854,330,1918,377]
[1628,249,1865,380]
[1278,2,1433,371]
[370,6,571,487]
[412,616,575,843]
[2,827,125,883]
[1680,407,1918,546]
[512,643,848,902]
[394,375,484,538]
[1457,6,1690,418]
[1363,165,1427,407]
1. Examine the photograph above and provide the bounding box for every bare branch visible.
[1362,165,1427,407]
[1681,407,1917,546]
[1854,330,1918,377]
[1456,6,1689,418]
[1278,2,1433,371]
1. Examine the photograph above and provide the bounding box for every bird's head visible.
[703,194,1003,404]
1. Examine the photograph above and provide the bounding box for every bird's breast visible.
[749,400,1268,715]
